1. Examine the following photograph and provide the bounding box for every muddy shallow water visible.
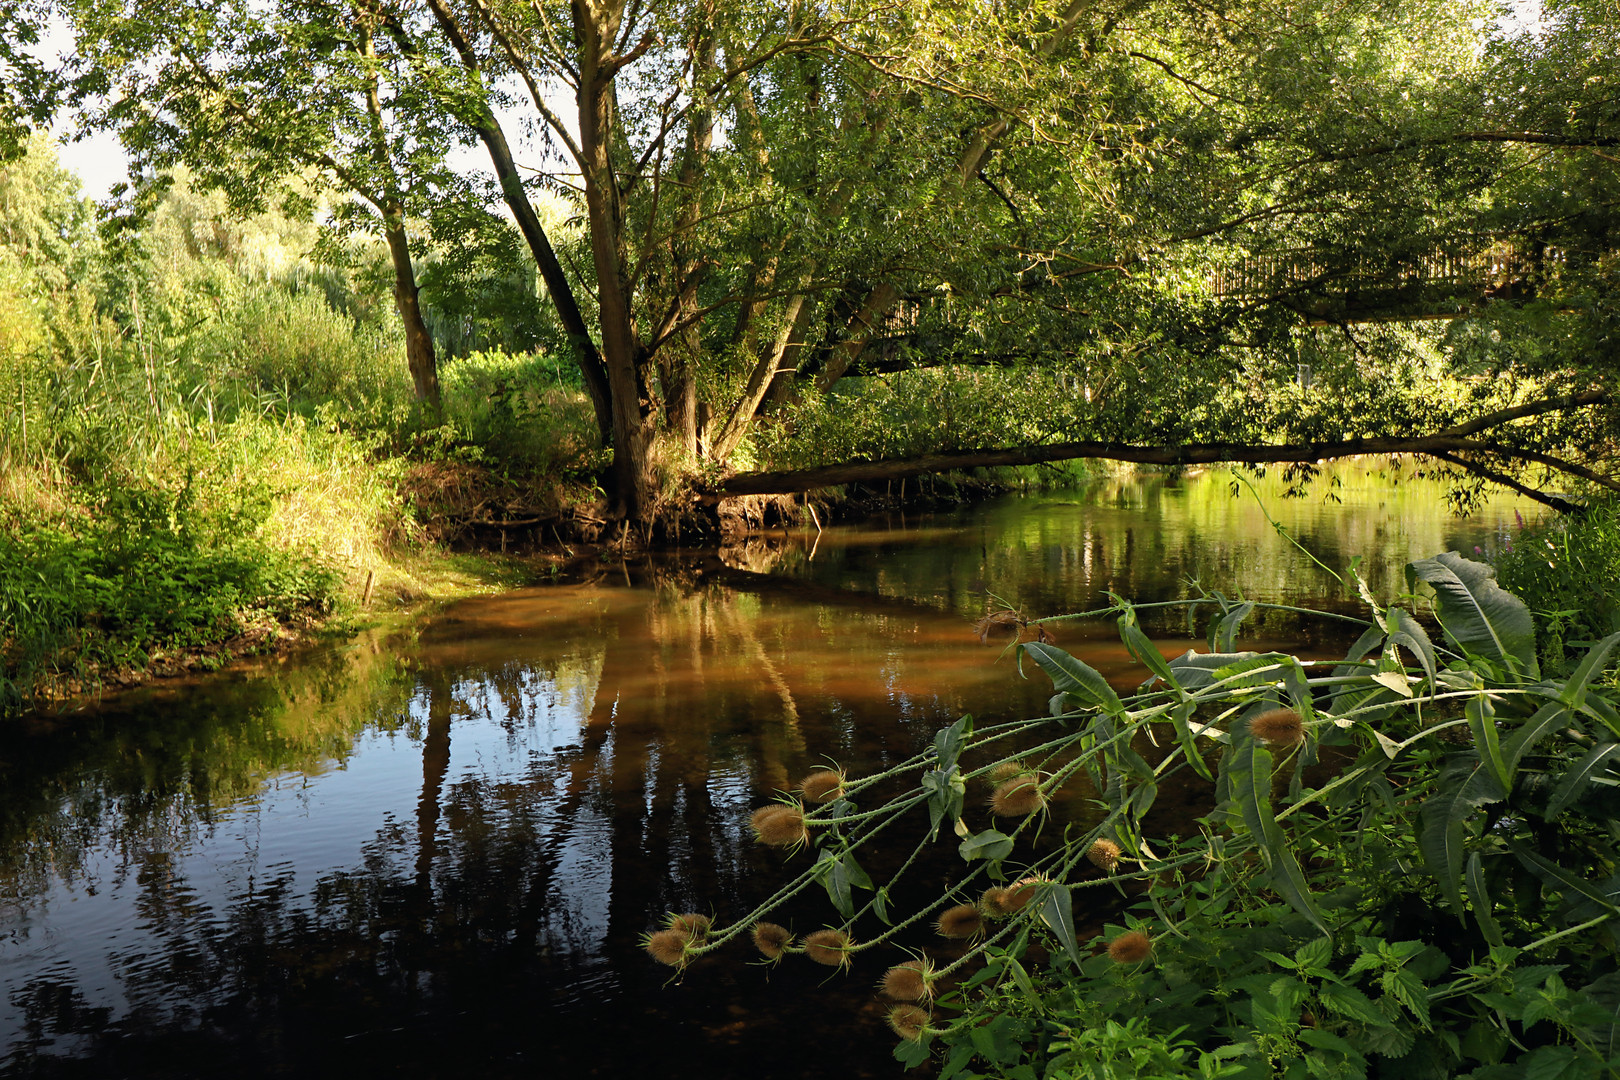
[0,469,1530,1077]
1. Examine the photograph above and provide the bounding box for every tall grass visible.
[1493,498,1620,673]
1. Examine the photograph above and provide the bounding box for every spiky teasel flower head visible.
[988,760,1027,784]
[1107,929,1153,965]
[799,769,845,803]
[879,958,935,1002]
[752,921,794,961]
[666,912,712,943]
[935,903,985,941]
[803,928,855,968]
[983,875,1045,917]
[887,1004,932,1042]
[990,774,1045,817]
[644,928,692,968]
[750,803,808,847]
[1087,838,1122,873]
[1249,708,1305,747]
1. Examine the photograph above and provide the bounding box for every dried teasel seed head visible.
[1249,708,1305,747]
[990,774,1045,817]
[799,769,845,803]
[750,804,808,847]
[1087,838,1122,872]
[803,928,854,968]
[1107,930,1153,965]
[887,1004,931,1042]
[667,913,712,942]
[935,903,984,941]
[879,959,934,1002]
[752,921,794,960]
[645,929,690,967]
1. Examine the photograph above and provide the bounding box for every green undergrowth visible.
[654,554,1620,1080]
[1493,498,1620,676]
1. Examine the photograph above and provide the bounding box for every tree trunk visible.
[420,0,615,446]
[382,215,440,411]
[577,1,661,523]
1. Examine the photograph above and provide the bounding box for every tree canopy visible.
[38,0,1620,522]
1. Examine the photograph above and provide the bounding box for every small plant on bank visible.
[643,552,1620,1078]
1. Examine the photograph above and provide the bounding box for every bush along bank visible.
[644,553,1620,1080]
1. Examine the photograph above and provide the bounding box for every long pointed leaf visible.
[1562,632,1620,711]
[1228,736,1327,935]
[1549,742,1620,818]
[1507,840,1620,915]
[1466,852,1505,947]
[1214,601,1256,653]
[1040,885,1083,967]
[1407,553,1538,679]
[1022,642,1123,715]
[1467,695,1509,794]
[1418,757,1507,923]
[1502,701,1573,780]
[1388,608,1438,692]
[1119,616,1180,690]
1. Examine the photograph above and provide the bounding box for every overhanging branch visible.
[708,427,1613,497]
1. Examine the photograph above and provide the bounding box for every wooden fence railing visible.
[1210,237,1563,300]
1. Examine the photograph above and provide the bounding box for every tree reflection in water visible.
[0,471,1530,1078]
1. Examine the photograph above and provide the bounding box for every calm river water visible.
[0,469,1531,1078]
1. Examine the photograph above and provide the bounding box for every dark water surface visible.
[0,471,1530,1078]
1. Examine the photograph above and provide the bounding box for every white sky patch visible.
[30,12,581,208]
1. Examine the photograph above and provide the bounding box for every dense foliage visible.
[0,137,594,711]
[650,554,1620,1078]
[23,0,1615,520]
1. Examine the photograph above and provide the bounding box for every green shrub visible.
[1493,499,1620,674]
[437,348,599,473]
[0,474,340,711]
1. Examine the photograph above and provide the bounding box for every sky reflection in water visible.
[0,470,1532,1077]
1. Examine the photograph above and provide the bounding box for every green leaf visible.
[1502,701,1574,782]
[1548,742,1620,818]
[934,715,975,772]
[1120,614,1180,689]
[1560,632,1620,711]
[1039,885,1083,967]
[1467,694,1510,794]
[959,829,1015,863]
[1388,607,1438,691]
[1319,981,1391,1026]
[1518,1044,1582,1080]
[1332,623,1388,679]
[1171,700,1218,782]
[1214,601,1256,653]
[1169,650,1263,690]
[893,1037,931,1068]
[1417,756,1506,923]
[1022,642,1123,715]
[1467,852,1505,947]
[922,765,965,840]
[1406,552,1538,679]
[1227,736,1328,935]
[1506,840,1620,915]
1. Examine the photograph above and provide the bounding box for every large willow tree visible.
[54,0,1620,521]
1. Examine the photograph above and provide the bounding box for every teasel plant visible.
[649,553,1620,1075]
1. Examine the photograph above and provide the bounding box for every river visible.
[0,467,1531,1078]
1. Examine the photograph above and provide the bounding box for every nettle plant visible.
[647,554,1620,1080]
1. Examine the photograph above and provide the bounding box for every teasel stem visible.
[1031,596,1372,628]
